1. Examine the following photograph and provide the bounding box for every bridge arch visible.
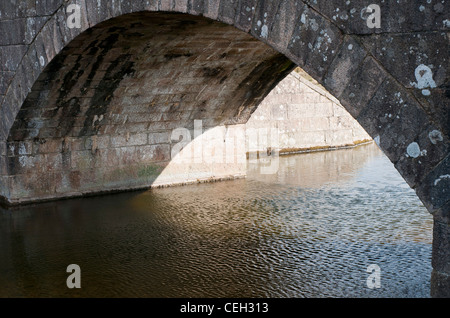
[0,1,448,296]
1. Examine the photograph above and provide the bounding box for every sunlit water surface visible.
[0,143,432,297]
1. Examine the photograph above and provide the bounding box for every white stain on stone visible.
[261,24,268,38]
[39,56,45,67]
[19,156,34,168]
[406,142,421,158]
[419,5,425,11]
[309,18,319,31]
[410,64,436,96]
[434,175,450,186]
[301,13,306,24]
[18,143,28,155]
[428,130,443,144]
[443,19,450,28]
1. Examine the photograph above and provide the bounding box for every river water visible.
[0,142,433,298]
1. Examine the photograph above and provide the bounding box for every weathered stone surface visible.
[339,56,386,119]
[361,33,448,89]
[357,77,431,164]
[415,154,450,213]
[322,36,367,98]
[0,19,27,45]
[0,72,15,95]
[431,214,450,297]
[35,0,62,16]
[433,215,450,270]
[287,4,343,80]
[305,0,450,34]
[431,270,450,298]
[395,125,449,188]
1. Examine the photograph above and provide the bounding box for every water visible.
[0,142,433,298]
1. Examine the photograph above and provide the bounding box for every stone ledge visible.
[246,139,374,158]
[0,172,246,208]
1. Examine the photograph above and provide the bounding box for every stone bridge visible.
[0,0,448,297]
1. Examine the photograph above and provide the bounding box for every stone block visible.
[395,125,449,188]
[0,175,10,199]
[270,103,288,121]
[0,45,28,72]
[431,269,450,298]
[7,175,31,200]
[0,141,6,156]
[218,0,239,25]
[35,0,62,16]
[99,148,118,167]
[314,103,334,118]
[329,116,353,130]
[0,71,14,95]
[38,153,63,172]
[234,0,257,32]
[323,36,367,98]
[340,56,386,119]
[415,154,450,213]
[361,32,448,90]
[265,0,308,51]
[111,133,147,147]
[34,138,63,154]
[0,155,7,175]
[287,4,343,80]
[70,150,95,170]
[325,129,353,146]
[148,132,170,145]
[357,77,430,163]
[0,0,18,19]
[138,144,171,162]
[84,0,113,27]
[0,19,26,45]
[171,0,189,13]
[432,216,450,275]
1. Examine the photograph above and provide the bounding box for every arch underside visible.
[1,12,295,204]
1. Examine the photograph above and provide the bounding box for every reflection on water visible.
[0,142,432,298]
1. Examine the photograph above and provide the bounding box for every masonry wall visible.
[245,69,372,155]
